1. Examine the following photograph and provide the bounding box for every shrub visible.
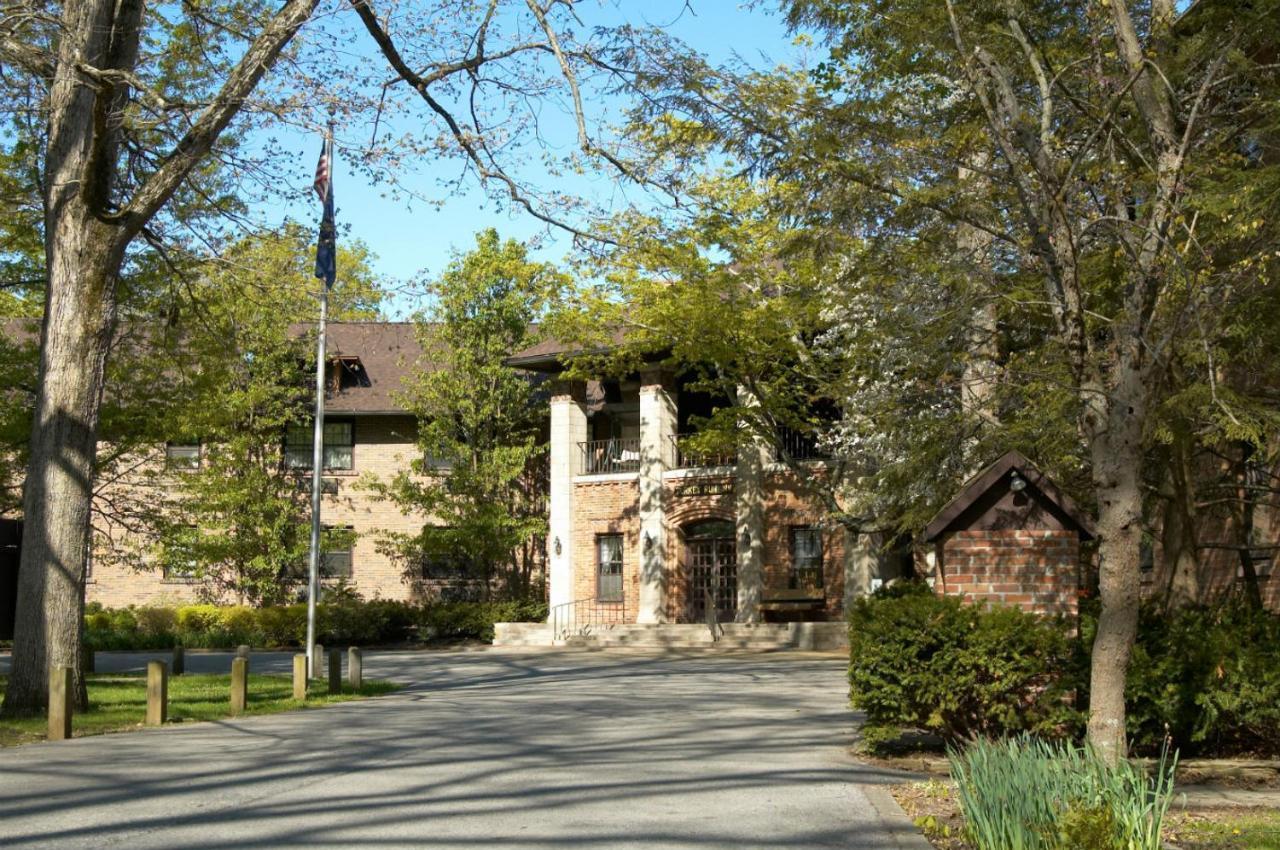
[1110,598,1280,757]
[81,598,547,650]
[949,736,1176,850]
[847,584,1081,750]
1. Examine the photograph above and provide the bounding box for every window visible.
[321,527,354,579]
[597,534,624,602]
[423,450,454,474]
[790,526,824,589]
[165,442,201,470]
[285,421,354,471]
[162,529,198,582]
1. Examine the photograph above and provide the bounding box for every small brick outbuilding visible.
[923,451,1094,618]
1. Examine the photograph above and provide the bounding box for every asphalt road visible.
[0,649,926,849]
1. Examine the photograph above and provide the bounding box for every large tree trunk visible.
[1,0,126,716]
[1085,372,1147,764]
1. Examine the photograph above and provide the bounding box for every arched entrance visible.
[683,519,736,622]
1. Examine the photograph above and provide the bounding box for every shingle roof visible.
[295,322,425,414]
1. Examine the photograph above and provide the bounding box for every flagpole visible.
[304,128,333,680]
[305,280,327,678]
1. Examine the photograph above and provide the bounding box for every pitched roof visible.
[923,450,1096,542]
[303,322,425,414]
[505,329,630,372]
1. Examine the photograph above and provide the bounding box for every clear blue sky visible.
[254,2,807,318]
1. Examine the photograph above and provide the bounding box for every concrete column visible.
[230,657,248,715]
[146,660,168,726]
[734,389,767,623]
[638,368,676,623]
[843,529,880,612]
[292,654,308,700]
[311,643,325,679]
[548,382,588,612]
[348,647,363,689]
[48,665,72,741]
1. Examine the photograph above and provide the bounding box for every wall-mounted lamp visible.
[553,536,562,556]
[643,531,654,552]
[1009,472,1027,493]
[741,530,752,549]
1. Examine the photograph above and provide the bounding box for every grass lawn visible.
[893,780,1280,850]
[0,673,398,746]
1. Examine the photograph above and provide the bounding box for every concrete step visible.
[493,621,847,651]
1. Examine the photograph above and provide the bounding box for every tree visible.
[0,0,671,715]
[98,227,382,604]
[568,0,1279,761]
[369,229,556,600]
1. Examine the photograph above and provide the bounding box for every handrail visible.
[670,434,737,469]
[549,595,628,640]
[578,438,642,475]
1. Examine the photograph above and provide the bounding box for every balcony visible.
[670,434,736,469]
[579,438,641,475]
[775,428,829,462]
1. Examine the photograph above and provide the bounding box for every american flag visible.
[313,133,336,288]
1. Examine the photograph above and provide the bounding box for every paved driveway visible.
[0,649,923,849]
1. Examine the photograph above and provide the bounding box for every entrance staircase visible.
[492,620,847,651]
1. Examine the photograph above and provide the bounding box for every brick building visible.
[923,451,1094,619]
[506,343,884,626]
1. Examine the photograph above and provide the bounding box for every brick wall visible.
[759,468,847,617]
[570,476,641,622]
[85,415,431,607]
[936,529,1080,617]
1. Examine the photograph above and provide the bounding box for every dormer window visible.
[328,355,370,391]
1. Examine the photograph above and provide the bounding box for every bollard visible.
[172,645,185,676]
[48,665,73,741]
[235,644,251,660]
[146,660,168,726]
[230,656,248,715]
[328,649,341,695]
[347,647,362,690]
[292,654,308,700]
[311,643,324,679]
[82,647,95,674]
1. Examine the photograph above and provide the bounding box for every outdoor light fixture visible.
[644,531,653,552]
[1009,472,1028,493]
[553,537,562,556]
[741,530,752,548]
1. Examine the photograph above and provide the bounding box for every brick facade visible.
[935,529,1080,617]
[564,465,846,624]
[84,414,432,606]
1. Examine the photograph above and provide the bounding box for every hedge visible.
[83,598,547,651]
[849,582,1280,757]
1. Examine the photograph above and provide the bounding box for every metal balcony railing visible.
[775,428,829,462]
[670,434,737,469]
[579,438,641,475]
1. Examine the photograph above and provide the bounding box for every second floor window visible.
[790,526,824,590]
[597,534,624,602]
[285,421,354,471]
[165,442,201,470]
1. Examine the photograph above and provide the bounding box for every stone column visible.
[637,368,676,623]
[548,381,588,612]
[842,529,880,612]
[734,390,767,623]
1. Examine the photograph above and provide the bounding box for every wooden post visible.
[172,646,184,676]
[48,665,72,741]
[230,656,248,715]
[347,647,362,690]
[146,660,168,726]
[292,654,307,700]
[311,643,324,679]
[82,647,95,674]
[328,648,341,695]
